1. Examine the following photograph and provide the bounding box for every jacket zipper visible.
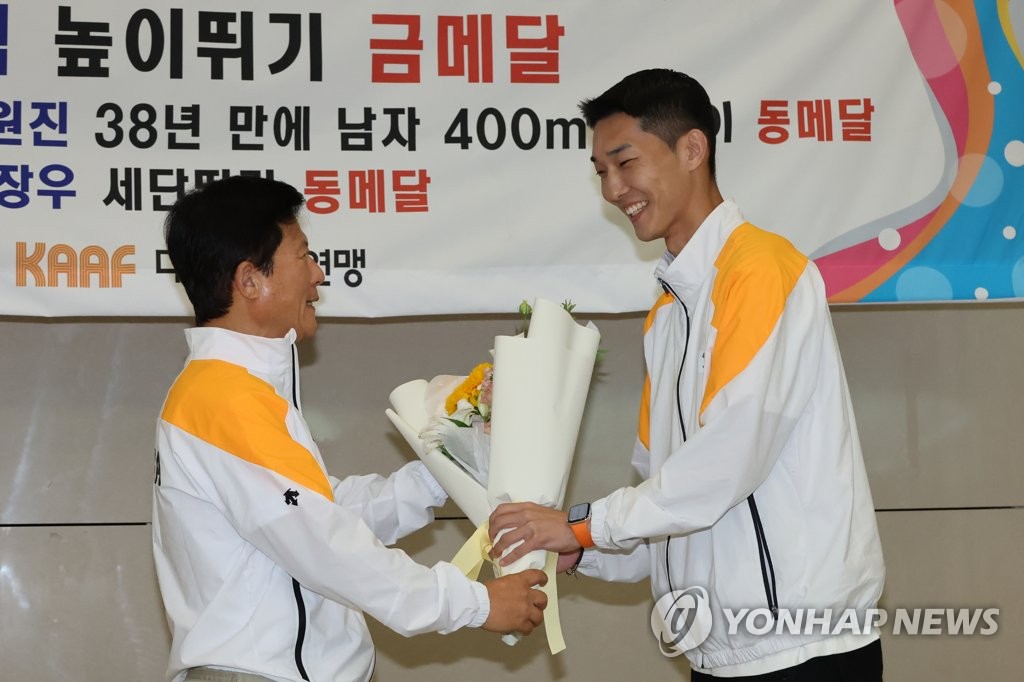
[660,279,703,668]
[659,279,689,595]
[292,578,311,680]
[290,348,311,681]
[658,279,691,446]
[659,279,780,626]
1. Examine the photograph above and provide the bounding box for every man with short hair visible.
[154,175,547,682]
[489,69,885,680]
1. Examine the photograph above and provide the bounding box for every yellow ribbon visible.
[451,522,492,580]
[451,522,566,655]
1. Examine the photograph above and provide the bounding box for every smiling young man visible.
[489,69,886,680]
[153,175,547,682]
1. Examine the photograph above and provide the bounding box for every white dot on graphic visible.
[975,287,989,301]
[988,81,1002,95]
[1006,140,1024,167]
[1005,225,1018,240]
[878,228,902,251]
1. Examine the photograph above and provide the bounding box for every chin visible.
[632,227,660,244]
[630,218,658,243]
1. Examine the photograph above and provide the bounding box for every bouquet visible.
[385,298,601,654]
[419,362,494,486]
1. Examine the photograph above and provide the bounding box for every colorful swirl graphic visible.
[815,0,1024,302]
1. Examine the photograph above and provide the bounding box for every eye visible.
[619,158,636,167]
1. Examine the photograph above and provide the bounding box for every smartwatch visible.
[567,502,594,548]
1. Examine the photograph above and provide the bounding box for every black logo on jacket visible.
[284,488,299,506]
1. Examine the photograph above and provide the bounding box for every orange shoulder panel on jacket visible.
[701,224,808,418]
[162,359,333,499]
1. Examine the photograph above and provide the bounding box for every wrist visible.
[565,548,585,576]
[567,502,595,549]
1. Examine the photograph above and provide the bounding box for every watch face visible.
[568,502,590,524]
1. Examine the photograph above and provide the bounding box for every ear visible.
[676,129,709,172]
[233,260,266,303]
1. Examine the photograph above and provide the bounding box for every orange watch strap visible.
[570,519,595,549]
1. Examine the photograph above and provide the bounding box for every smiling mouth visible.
[624,200,648,219]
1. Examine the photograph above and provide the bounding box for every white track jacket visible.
[579,201,885,675]
[153,327,488,682]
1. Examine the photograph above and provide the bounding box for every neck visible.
[665,184,724,256]
[204,310,277,339]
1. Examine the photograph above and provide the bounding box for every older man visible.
[153,175,546,682]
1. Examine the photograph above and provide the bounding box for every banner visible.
[1,1,1021,316]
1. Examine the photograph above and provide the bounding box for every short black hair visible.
[579,68,719,176]
[164,175,305,326]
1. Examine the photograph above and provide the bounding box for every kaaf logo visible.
[650,587,713,657]
[284,488,299,506]
[15,242,135,287]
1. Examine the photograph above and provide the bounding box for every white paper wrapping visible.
[488,299,601,576]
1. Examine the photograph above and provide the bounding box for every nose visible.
[310,255,325,285]
[602,171,627,204]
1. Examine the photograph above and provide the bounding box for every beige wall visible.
[0,305,1021,680]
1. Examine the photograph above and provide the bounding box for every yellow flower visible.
[445,363,493,415]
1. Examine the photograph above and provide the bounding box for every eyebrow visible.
[590,143,632,163]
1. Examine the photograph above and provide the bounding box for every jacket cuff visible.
[409,461,448,507]
[467,580,490,628]
[589,497,614,550]
[576,548,598,573]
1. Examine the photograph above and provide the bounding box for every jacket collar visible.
[184,327,300,406]
[655,199,746,309]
